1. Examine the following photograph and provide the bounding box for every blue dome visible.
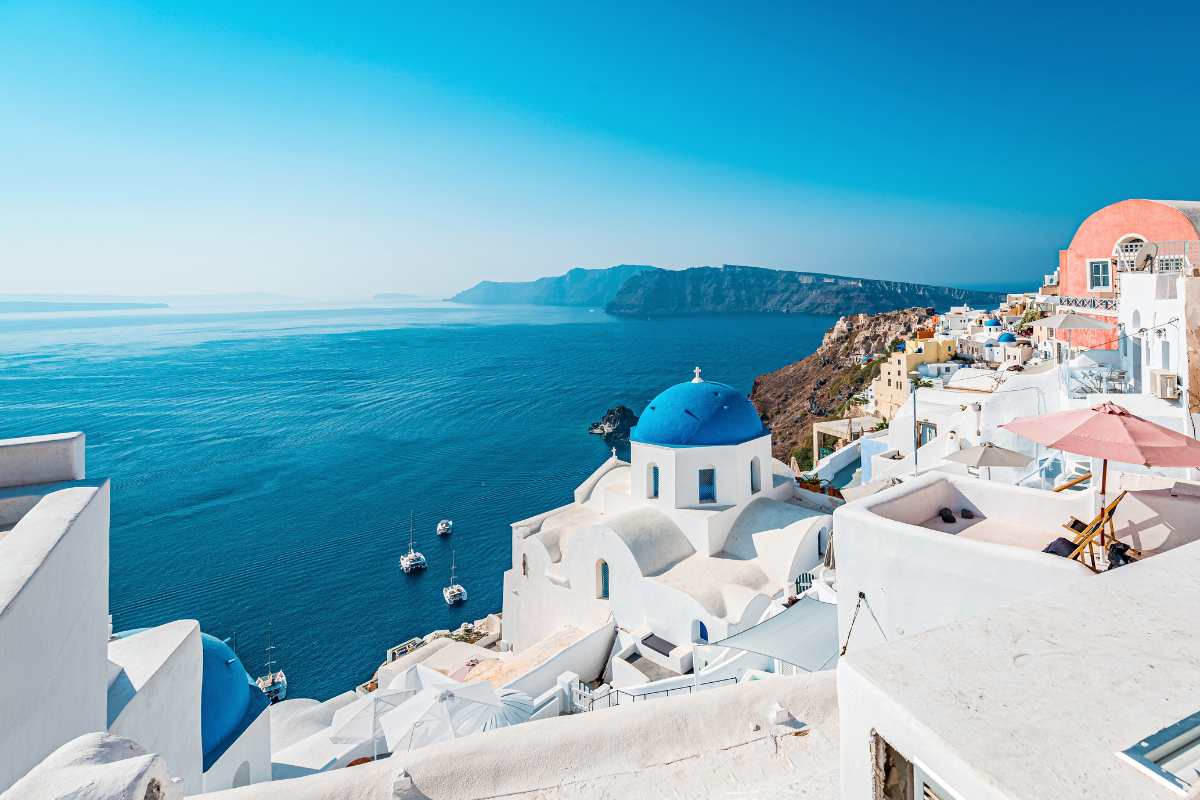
[632,379,768,447]
[984,319,1001,327]
[201,633,251,755]
[997,332,1017,343]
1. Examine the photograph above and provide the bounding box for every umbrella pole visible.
[1100,459,1108,548]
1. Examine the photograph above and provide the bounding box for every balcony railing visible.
[1116,240,1200,273]
[1058,295,1118,313]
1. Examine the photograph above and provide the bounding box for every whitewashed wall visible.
[0,482,110,794]
[834,473,1095,654]
[0,433,85,490]
[107,621,204,794]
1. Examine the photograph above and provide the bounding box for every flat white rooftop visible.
[841,539,1200,799]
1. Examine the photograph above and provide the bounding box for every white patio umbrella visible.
[1037,311,1115,359]
[942,441,1033,481]
[381,681,503,752]
[385,662,459,693]
[328,687,415,761]
[481,688,534,731]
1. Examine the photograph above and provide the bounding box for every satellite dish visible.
[1131,241,1158,271]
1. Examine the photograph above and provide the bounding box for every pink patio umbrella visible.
[1001,402,1200,497]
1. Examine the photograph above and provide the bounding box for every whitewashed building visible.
[502,370,831,679]
[0,433,271,797]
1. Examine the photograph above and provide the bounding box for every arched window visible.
[522,554,527,577]
[233,761,251,789]
[648,463,659,498]
[699,468,715,503]
[699,621,708,642]
[597,560,609,599]
[750,457,761,494]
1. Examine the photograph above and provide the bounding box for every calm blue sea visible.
[0,303,833,700]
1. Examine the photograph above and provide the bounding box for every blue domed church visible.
[502,370,832,684]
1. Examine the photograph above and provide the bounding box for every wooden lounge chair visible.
[1055,491,1139,573]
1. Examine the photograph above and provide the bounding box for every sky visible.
[3,1,1200,300]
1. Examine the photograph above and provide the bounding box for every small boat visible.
[437,519,453,536]
[443,551,467,605]
[399,512,427,573]
[255,624,287,703]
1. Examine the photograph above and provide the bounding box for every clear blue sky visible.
[3,1,1199,299]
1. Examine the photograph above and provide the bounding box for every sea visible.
[0,302,835,700]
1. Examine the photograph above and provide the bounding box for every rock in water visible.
[588,405,639,441]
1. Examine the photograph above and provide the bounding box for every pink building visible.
[1055,199,1200,350]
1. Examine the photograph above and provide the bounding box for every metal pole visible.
[912,377,919,476]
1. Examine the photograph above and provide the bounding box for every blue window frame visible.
[652,466,659,498]
[601,562,609,598]
[699,469,715,503]
[698,621,708,641]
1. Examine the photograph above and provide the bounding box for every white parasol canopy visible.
[1036,311,1116,331]
[941,441,1033,469]
[481,688,534,731]
[381,681,503,752]
[385,662,459,694]
[328,687,413,761]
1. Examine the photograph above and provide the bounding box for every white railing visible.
[1116,240,1199,273]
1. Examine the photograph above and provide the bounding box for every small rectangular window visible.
[699,469,715,503]
[1118,709,1200,795]
[1089,259,1111,291]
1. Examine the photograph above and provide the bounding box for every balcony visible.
[1058,295,1118,314]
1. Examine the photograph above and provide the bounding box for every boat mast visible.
[409,511,414,554]
[265,623,275,676]
[450,551,456,585]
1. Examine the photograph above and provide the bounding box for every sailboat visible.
[443,551,467,604]
[255,624,287,703]
[399,512,427,573]
[437,519,453,536]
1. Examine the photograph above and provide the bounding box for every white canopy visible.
[1037,312,1115,331]
[481,688,534,731]
[385,662,458,694]
[327,687,413,762]
[710,596,839,673]
[942,441,1033,469]
[381,681,502,752]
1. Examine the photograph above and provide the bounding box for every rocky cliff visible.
[750,308,935,463]
[588,405,639,441]
[605,264,1005,317]
[449,264,652,307]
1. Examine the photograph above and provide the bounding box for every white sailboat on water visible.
[399,512,427,573]
[443,551,467,604]
[255,623,287,703]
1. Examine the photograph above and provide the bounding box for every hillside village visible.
[7,198,1200,800]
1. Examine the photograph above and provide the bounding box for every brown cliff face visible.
[605,264,1006,317]
[750,308,934,462]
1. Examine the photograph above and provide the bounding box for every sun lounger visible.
[1046,492,1138,573]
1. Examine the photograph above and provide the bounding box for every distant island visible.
[448,264,651,307]
[0,292,289,306]
[0,302,169,313]
[373,293,418,300]
[605,265,1008,317]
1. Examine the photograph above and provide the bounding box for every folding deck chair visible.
[1054,491,1139,573]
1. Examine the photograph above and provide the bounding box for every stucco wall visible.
[502,622,616,698]
[834,474,1094,655]
[204,708,271,793]
[0,433,85,491]
[107,621,204,795]
[0,482,110,794]
[1059,199,1199,350]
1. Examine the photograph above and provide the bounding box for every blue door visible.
[699,469,715,502]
